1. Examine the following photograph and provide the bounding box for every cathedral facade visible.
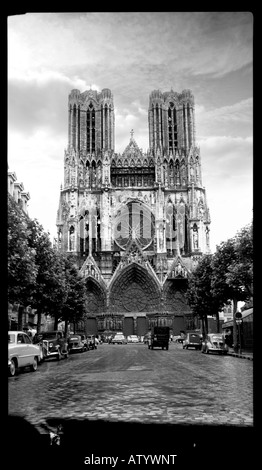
[56,87,211,336]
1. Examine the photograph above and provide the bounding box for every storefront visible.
[222,308,253,350]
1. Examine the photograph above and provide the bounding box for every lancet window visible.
[168,102,178,153]
[86,103,96,153]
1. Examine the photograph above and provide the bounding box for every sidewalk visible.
[227,347,253,361]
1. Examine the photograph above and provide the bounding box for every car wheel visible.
[31,357,38,372]
[9,359,17,376]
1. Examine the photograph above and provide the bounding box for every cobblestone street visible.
[9,341,253,432]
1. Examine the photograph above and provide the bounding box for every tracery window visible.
[113,201,155,251]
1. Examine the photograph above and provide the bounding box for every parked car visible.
[111,333,127,344]
[68,334,88,353]
[86,335,97,350]
[33,331,69,360]
[201,334,228,355]
[182,332,202,350]
[127,335,139,343]
[8,331,42,376]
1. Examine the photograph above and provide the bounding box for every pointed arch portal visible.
[109,263,161,314]
[84,278,106,314]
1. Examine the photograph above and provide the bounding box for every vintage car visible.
[68,334,88,353]
[111,333,127,344]
[182,332,202,350]
[201,333,229,355]
[8,331,42,376]
[127,335,139,343]
[33,331,69,360]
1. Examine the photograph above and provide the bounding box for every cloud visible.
[200,135,253,181]
[8,72,100,137]
[114,108,148,153]
[8,129,65,237]
[196,98,253,125]
[198,134,253,251]
[196,99,253,139]
[8,12,252,82]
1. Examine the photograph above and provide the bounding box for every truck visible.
[148,326,170,350]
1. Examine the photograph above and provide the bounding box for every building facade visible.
[56,87,211,336]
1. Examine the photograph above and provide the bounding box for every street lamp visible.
[235,311,243,354]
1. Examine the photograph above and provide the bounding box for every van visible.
[148,326,170,350]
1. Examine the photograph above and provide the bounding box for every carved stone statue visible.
[193,231,198,249]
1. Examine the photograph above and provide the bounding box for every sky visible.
[7,12,253,253]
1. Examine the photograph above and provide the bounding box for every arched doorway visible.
[163,278,190,334]
[109,262,161,334]
[84,278,107,334]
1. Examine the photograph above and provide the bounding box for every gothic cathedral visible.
[56,87,211,336]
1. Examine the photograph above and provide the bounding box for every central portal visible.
[109,262,161,313]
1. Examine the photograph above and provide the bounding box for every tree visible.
[8,194,38,327]
[27,219,67,332]
[58,254,87,334]
[225,223,253,299]
[8,196,87,333]
[186,254,224,337]
[211,224,253,351]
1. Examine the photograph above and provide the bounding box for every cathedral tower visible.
[68,87,115,154]
[148,89,195,154]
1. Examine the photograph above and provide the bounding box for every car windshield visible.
[8,334,15,343]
